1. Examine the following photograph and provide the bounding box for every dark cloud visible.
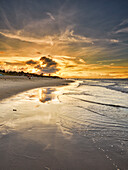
[35,56,59,73]
[34,64,42,69]
[40,56,57,67]
[1,56,59,74]
[37,52,41,54]
[26,60,38,65]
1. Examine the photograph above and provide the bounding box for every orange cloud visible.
[0,51,5,54]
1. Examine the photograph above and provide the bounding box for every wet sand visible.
[0,79,127,169]
[0,88,114,170]
[0,76,73,101]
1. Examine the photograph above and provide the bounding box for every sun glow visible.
[31,68,37,73]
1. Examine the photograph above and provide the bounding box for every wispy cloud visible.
[112,19,128,34]
[115,27,128,33]
[0,30,54,45]
[108,39,120,43]
[46,12,55,21]
[0,7,13,30]
[58,29,95,44]
[0,28,96,45]
[119,19,128,26]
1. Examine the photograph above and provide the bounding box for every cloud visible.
[112,19,128,34]
[0,7,13,30]
[0,56,59,74]
[79,59,86,63]
[0,27,121,54]
[115,27,128,33]
[26,60,38,65]
[119,19,128,26]
[0,30,54,45]
[40,56,57,66]
[36,52,41,54]
[108,39,120,43]
[58,29,95,44]
[0,51,5,54]
[0,28,95,46]
[4,61,25,66]
[35,56,59,73]
[46,12,55,21]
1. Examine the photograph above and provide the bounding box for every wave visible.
[77,79,128,94]
[70,96,128,109]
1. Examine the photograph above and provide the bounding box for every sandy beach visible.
[0,78,127,170]
[0,76,73,101]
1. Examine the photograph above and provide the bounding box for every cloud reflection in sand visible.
[27,87,59,103]
[39,88,56,103]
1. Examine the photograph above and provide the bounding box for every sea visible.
[0,79,128,170]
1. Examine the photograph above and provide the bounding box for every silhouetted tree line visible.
[0,69,61,79]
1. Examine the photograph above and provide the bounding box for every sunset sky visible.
[0,0,128,78]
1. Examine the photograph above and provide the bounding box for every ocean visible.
[0,79,128,170]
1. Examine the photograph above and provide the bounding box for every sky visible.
[0,0,128,78]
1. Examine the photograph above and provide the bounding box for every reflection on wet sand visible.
[27,87,59,104]
[39,88,56,103]
[0,82,126,170]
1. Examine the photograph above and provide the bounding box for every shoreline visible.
[0,76,73,101]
